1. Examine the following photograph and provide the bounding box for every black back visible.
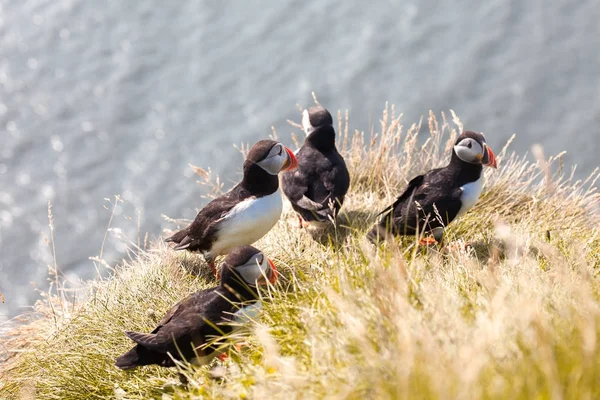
[281,107,350,222]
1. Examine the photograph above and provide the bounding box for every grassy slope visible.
[2,106,600,399]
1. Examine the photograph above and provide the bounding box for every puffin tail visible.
[115,342,171,370]
[165,229,185,243]
[367,206,397,244]
[367,223,386,244]
[115,347,142,370]
[115,331,167,370]
[165,229,192,250]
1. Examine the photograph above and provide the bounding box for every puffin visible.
[281,105,350,228]
[166,140,297,274]
[115,246,278,370]
[367,131,497,244]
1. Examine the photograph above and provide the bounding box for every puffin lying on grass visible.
[281,105,350,228]
[166,140,297,274]
[368,131,497,244]
[115,246,277,370]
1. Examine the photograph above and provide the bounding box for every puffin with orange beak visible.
[166,140,297,274]
[115,246,278,370]
[368,131,497,244]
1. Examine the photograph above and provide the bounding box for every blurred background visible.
[1,0,599,321]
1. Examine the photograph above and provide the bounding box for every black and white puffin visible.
[166,140,297,274]
[367,131,497,244]
[115,245,277,370]
[281,105,350,227]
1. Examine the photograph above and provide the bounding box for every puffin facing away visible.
[115,246,278,370]
[166,140,297,274]
[281,105,350,227]
[367,131,497,244]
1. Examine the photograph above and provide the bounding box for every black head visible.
[453,131,497,168]
[244,140,298,176]
[302,105,333,135]
[220,246,278,300]
[301,105,338,152]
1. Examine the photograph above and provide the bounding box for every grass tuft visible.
[2,105,600,399]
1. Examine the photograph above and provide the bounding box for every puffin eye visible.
[467,142,472,149]
[257,255,264,265]
[277,146,283,156]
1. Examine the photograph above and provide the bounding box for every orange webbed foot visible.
[419,237,438,246]
[297,216,310,228]
[208,262,220,279]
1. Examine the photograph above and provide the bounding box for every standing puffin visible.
[281,105,350,227]
[166,140,297,274]
[367,131,497,244]
[115,246,278,370]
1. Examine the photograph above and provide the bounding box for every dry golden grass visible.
[2,104,600,399]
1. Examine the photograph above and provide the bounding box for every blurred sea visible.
[1,0,599,320]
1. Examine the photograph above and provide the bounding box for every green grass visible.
[2,104,600,399]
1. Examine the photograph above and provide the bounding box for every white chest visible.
[456,176,484,219]
[212,191,282,255]
[232,301,263,325]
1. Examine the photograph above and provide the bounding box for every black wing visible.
[322,151,350,205]
[115,289,236,369]
[372,168,463,238]
[154,288,215,328]
[124,289,218,351]
[282,148,350,222]
[166,185,251,252]
[376,174,425,220]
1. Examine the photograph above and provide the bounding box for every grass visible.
[2,103,600,399]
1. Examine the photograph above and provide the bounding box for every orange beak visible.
[282,147,298,171]
[482,144,497,168]
[267,258,278,284]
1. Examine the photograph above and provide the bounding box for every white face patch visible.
[302,109,315,136]
[454,138,484,164]
[256,143,288,175]
[233,252,271,285]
